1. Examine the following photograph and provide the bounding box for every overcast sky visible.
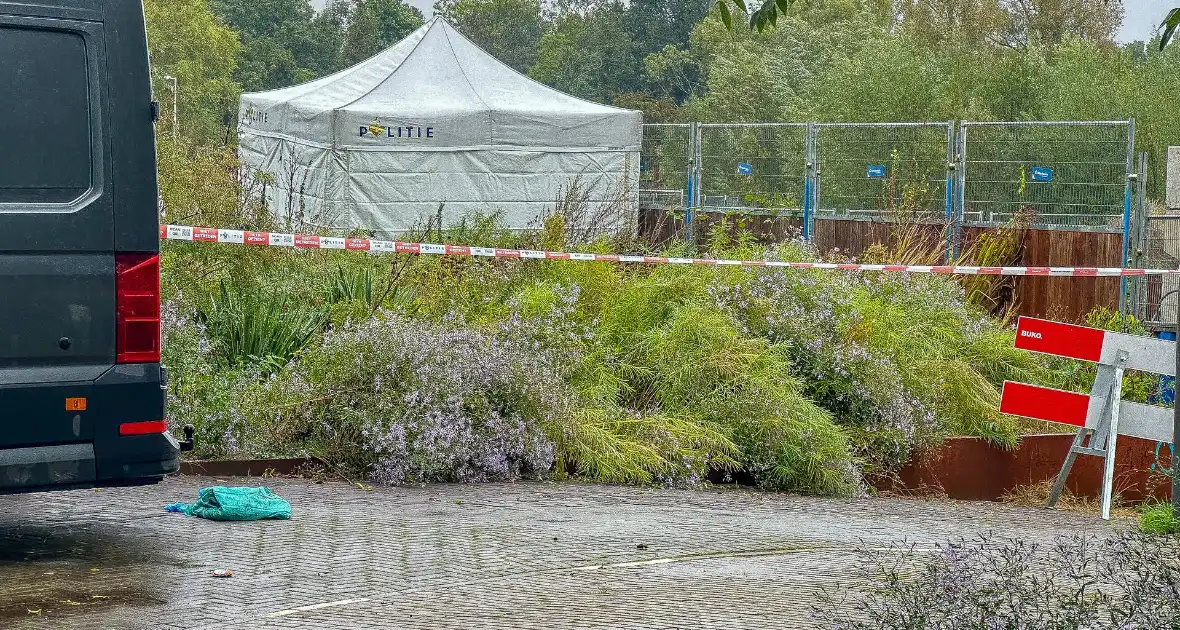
[314,0,1168,44]
[1119,0,1169,42]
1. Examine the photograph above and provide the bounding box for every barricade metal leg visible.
[1046,361,1118,510]
[1100,351,1129,520]
[1047,428,1088,508]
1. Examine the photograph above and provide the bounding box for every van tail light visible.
[115,253,161,364]
[119,420,168,436]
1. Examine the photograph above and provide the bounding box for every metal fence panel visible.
[697,123,808,226]
[813,122,953,223]
[957,121,1133,231]
[640,120,1140,285]
[638,124,692,242]
[1137,215,1180,330]
[639,123,691,212]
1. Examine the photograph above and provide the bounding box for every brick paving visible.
[0,476,1120,629]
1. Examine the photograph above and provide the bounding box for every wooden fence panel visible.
[979,227,1121,322]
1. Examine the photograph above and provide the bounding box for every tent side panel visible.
[344,149,635,233]
[238,133,341,231]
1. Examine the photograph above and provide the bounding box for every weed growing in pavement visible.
[1140,502,1180,535]
[815,531,1180,630]
[1001,479,1139,519]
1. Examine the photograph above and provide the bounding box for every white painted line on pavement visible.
[265,598,369,618]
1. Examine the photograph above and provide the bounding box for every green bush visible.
[1051,307,1160,405]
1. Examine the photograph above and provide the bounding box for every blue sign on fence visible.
[866,165,886,179]
[737,162,753,175]
[1031,166,1054,182]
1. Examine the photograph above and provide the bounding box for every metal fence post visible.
[1120,119,1136,314]
[686,121,701,244]
[1130,152,1149,320]
[804,122,816,241]
[953,124,967,259]
[944,121,957,262]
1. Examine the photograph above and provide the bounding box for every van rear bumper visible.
[0,363,181,494]
[0,443,95,491]
[106,431,181,480]
[0,432,179,494]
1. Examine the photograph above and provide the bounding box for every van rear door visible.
[0,11,112,449]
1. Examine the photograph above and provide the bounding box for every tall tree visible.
[212,0,421,90]
[368,0,425,48]
[529,0,640,103]
[302,1,350,77]
[210,0,314,39]
[725,0,1124,45]
[145,0,240,141]
[235,37,300,91]
[342,0,383,66]
[210,0,321,90]
[433,0,543,73]
[626,0,712,58]
[643,44,700,103]
[995,0,1123,48]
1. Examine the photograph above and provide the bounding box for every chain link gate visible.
[696,123,809,242]
[812,122,954,254]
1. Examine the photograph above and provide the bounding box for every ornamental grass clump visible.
[707,259,1042,479]
[544,266,859,494]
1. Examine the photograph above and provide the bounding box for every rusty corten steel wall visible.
[889,434,1173,504]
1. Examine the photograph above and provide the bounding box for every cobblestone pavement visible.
[0,476,1119,629]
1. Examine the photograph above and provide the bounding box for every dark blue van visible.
[0,0,191,493]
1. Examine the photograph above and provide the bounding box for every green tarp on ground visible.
[166,486,291,521]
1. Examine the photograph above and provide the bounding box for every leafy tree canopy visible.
[434,0,543,72]
[145,0,240,142]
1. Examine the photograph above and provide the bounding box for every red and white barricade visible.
[1000,317,1176,519]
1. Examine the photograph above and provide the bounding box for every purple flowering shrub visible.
[253,313,566,484]
[161,296,262,458]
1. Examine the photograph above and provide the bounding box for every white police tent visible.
[238,17,642,234]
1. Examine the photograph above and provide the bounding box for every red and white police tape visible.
[161,224,1180,278]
